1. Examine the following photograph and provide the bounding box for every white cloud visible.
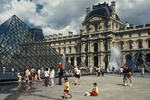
[0,0,150,36]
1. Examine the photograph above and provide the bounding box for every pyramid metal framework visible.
[0,15,71,72]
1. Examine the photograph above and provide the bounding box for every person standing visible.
[30,67,36,82]
[112,67,115,74]
[44,67,50,87]
[96,67,100,77]
[120,67,123,77]
[141,67,145,77]
[58,63,63,85]
[50,67,55,86]
[24,67,30,83]
[37,67,42,82]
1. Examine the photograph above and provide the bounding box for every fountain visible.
[62,54,66,69]
[109,46,123,71]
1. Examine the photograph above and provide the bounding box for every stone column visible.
[81,55,86,66]
[68,56,71,64]
[98,40,101,52]
[88,41,90,52]
[98,54,101,66]
[81,42,85,53]
[133,41,137,49]
[101,55,105,68]
[143,39,148,48]
[89,54,93,67]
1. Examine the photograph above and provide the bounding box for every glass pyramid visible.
[0,15,71,72]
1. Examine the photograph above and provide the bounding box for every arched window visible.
[138,32,141,37]
[129,33,132,38]
[129,40,133,49]
[85,43,88,52]
[94,42,98,52]
[120,41,124,50]
[94,56,98,67]
[95,24,98,32]
[104,22,108,30]
[138,40,143,48]
[148,40,150,48]
[64,47,66,54]
[86,24,90,32]
[58,47,61,54]
[69,46,71,54]
[85,56,88,66]
[126,54,132,63]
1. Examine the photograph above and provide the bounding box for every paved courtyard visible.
[0,74,150,100]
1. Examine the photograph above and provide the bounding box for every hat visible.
[64,78,68,80]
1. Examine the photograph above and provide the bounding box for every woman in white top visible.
[50,67,55,86]
[37,68,42,82]
[44,67,50,87]
[141,67,145,77]
[75,67,81,85]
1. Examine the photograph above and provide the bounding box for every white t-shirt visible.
[76,69,81,75]
[44,71,49,77]
[142,68,144,73]
[74,67,78,72]
[38,69,41,75]
[50,70,55,78]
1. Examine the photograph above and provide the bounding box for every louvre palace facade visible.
[45,1,150,71]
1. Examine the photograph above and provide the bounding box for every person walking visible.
[44,67,50,87]
[50,67,55,86]
[63,78,72,99]
[120,67,123,77]
[58,63,63,85]
[141,67,145,77]
[37,67,42,82]
[75,67,81,85]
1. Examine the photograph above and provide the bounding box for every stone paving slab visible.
[0,75,150,100]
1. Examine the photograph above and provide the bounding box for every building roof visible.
[84,2,120,22]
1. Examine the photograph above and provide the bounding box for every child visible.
[50,67,55,86]
[63,78,72,99]
[85,82,99,96]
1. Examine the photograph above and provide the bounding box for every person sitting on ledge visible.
[84,82,99,96]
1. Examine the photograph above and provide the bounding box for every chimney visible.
[111,1,116,19]
[125,21,130,28]
[86,7,90,15]
[58,33,63,37]
[53,34,58,38]
[68,31,73,36]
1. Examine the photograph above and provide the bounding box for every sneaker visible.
[129,83,132,86]
[124,83,127,86]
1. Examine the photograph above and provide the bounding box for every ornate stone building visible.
[45,1,150,71]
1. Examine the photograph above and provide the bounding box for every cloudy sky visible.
[0,0,150,36]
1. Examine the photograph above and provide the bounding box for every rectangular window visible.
[86,25,90,32]
[148,32,150,35]
[148,40,150,48]
[138,32,141,37]
[95,24,98,32]
[129,33,132,38]
[120,34,123,38]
